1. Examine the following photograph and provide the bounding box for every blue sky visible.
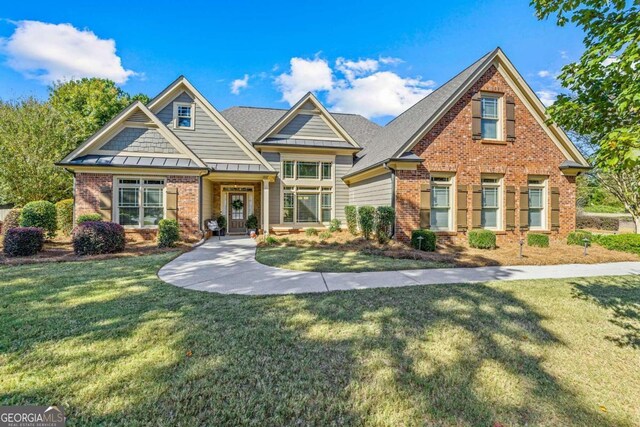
[0,0,585,124]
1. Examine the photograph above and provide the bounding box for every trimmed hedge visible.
[20,201,57,238]
[567,230,593,246]
[329,218,341,232]
[375,206,395,244]
[157,219,180,248]
[596,234,640,255]
[468,230,497,249]
[576,215,619,231]
[56,199,74,236]
[2,208,22,236]
[72,221,125,255]
[358,206,376,240]
[527,233,550,248]
[411,229,436,251]
[3,227,44,257]
[345,205,358,235]
[77,213,102,224]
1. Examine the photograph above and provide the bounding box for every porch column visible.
[262,178,270,235]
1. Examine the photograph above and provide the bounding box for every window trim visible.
[430,173,455,231]
[528,176,548,230]
[173,102,195,130]
[481,175,503,231]
[113,176,166,229]
[480,93,502,141]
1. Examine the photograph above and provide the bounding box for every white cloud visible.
[335,57,379,80]
[230,74,249,94]
[536,89,557,107]
[275,57,333,104]
[379,56,403,65]
[0,20,135,84]
[537,70,552,78]
[560,50,569,59]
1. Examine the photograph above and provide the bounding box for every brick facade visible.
[395,65,577,243]
[212,181,262,228]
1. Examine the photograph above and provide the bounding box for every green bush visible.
[305,227,318,237]
[527,233,549,248]
[56,199,74,236]
[265,235,279,245]
[329,218,341,232]
[358,206,376,240]
[468,230,496,249]
[375,206,395,244]
[576,215,619,231]
[77,213,102,224]
[157,219,180,248]
[72,221,125,255]
[411,229,436,251]
[345,205,358,235]
[216,214,227,230]
[2,208,22,236]
[567,230,593,246]
[246,214,258,230]
[319,231,332,240]
[596,234,640,254]
[20,201,57,239]
[3,227,44,257]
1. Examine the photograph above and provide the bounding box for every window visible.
[283,188,294,222]
[281,158,334,224]
[430,175,453,230]
[174,103,194,129]
[481,176,502,229]
[481,95,500,139]
[321,190,332,222]
[322,162,332,180]
[297,162,319,179]
[528,178,547,229]
[282,160,333,180]
[297,193,318,222]
[283,161,294,179]
[117,178,165,228]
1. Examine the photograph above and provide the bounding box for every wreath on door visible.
[231,199,244,211]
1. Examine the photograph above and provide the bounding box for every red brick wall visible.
[74,173,202,242]
[395,65,577,243]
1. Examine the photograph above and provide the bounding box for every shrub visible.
[596,234,640,254]
[345,205,358,235]
[20,201,57,238]
[305,227,318,237]
[3,227,44,257]
[246,214,258,230]
[72,221,125,255]
[157,219,180,248]
[216,214,227,230]
[567,230,593,246]
[56,199,74,236]
[265,235,279,245]
[77,213,102,224]
[358,206,376,240]
[329,218,342,232]
[319,231,332,240]
[527,233,549,248]
[576,215,619,231]
[2,208,22,236]
[468,229,496,249]
[375,206,395,244]
[411,229,436,251]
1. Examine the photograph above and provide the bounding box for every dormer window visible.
[481,94,501,140]
[173,102,194,129]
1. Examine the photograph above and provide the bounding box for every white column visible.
[262,179,270,235]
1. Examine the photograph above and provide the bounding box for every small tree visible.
[357,206,376,240]
[20,201,57,239]
[375,206,395,244]
[594,166,640,233]
[345,205,358,235]
[56,199,74,236]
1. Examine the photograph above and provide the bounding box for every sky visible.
[0,0,586,124]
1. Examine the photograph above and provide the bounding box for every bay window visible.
[116,178,165,228]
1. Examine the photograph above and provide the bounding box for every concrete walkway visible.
[158,237,640,295]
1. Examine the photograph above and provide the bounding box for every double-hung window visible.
[481,176,502,229]
[481,95,501,139]
[174,103,194,129]
[430,175,453,231]
[117,178,165,228]
[528,178,547,229]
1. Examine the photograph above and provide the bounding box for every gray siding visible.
[349,172,393,208]
[99,127,179,154]
[156,92,253,161]
[335,155,352,221]
[279,114,342,140]
[128,111,149,122]
[262,152,281,223]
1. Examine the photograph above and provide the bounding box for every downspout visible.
[383,162,396,238]
[198,170,211,241]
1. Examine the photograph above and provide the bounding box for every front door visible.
[228,193,247,233]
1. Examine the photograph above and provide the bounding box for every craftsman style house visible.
[58,48,589,243]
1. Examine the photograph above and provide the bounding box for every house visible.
[58,48,589,243]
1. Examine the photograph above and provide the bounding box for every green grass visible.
[582,205,627,214]
[256,245,452,272]
[1,254,640,426]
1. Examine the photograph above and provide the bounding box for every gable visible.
[99,127,179,154]
[275,113,344,140]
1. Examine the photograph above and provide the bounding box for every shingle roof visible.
[346,50,495,176]
[62,155,203,169]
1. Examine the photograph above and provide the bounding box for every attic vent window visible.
[174,103,194,129]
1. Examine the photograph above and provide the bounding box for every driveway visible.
[158,237,640,295]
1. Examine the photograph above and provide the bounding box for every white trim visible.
[480,92,503,141]
[430,173,455,231]
[221,186,255,234]
[173,101,196,130]
[113,176,166,229]
[480,174,503,231]
[528,176,548,231]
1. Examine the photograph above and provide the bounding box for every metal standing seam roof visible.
[207,163,273,173]
[258,138,357,149]
[63,155,203,168]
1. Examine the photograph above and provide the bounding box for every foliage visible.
[596,233,640,254]
[231,198,244,211]
[567,230,594,246]
[1,208,22,236]
[411,229,437,251]
[305,228,319,237]
[345,205,358,235]
[357,206,376,240]
[19,201,57,239]
[246,214,258,230]
[216,214,227,230]
[72,221,125,255]
[375,206,395,244]
[577,173,625,212]
[319,231,332,240]
[3,227,44,257]
[468,230,497,249]
[77,213,103,224]
[55,199,74,236]
[527,233,550,248]
[329,218,342,232]
[264,235,279,246]
[576,215,619,231]
[157,219,180,248]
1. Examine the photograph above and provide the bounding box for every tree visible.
[595,166,640,232]
[531,0,639,166]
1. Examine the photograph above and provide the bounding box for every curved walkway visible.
[158,237,640,295]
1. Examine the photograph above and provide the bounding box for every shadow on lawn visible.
[0,256,623,426]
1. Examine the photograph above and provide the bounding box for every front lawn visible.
[2,254,639,426]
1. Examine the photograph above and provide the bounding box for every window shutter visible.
[505,186,516,230]
[506,96,516,141]
[166,188,178,220]
[457,185,468,231]
[472,93,482,140]
[471,185,482,228]
[98,186,112,221]
[420,182,431,229]
[551,187,560,230]
[519,186,529,229]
